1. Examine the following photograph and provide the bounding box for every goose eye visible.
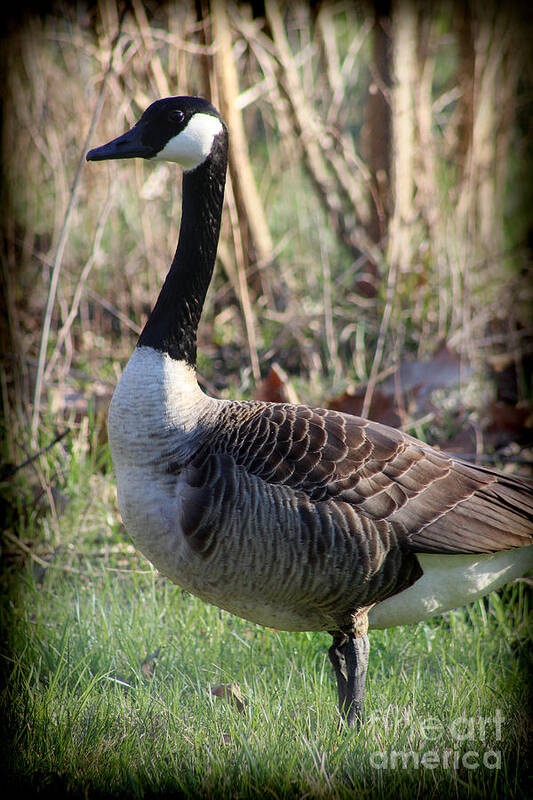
[168,109,185,123]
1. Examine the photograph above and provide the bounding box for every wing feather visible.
[209,401,532,555]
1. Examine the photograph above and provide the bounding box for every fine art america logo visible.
[368,708,504,770]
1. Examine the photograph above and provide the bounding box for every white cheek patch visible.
[155,113,224,169]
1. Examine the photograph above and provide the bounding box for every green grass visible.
[1,429,531,799]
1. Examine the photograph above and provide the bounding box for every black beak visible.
[86,125,155,162]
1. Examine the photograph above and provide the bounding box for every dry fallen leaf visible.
[253,363,299,405]
[327,343,469,427]
[141,647,161,680]
[210,682,248,714]
[326,387,402,427]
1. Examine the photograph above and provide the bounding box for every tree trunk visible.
[212,0,274,300]
[361,0,392,247]
[389,0,417,271]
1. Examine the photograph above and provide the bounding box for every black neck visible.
[137,129,228,365]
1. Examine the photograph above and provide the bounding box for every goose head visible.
[86,96,225,171]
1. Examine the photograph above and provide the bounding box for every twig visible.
[132,0,170,97]
[318,221,341,383]
[31,8,126,443]
[2,352,115,386]
[3,429,70,478]
[316,3,343,126]
[43,190,115,383]
[84,287,142,335]
[3,530,81,573]
[3,530,153,576]
[265,0,383,268]
[224,174,261,381]
[361,253,397,418]
[333,19,372,122]
[400,412,435,432]
[20,236,142,337]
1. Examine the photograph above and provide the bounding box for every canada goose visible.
[87,96,533,729]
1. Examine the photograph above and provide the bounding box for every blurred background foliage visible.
[1,0,532,495]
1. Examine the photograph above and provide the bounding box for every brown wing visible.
[210,401,533,555]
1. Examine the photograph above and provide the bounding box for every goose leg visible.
[328,632,370,729]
